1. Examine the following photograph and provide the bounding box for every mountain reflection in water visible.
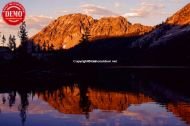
[0,69,190,126]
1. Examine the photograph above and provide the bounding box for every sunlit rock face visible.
[88,89,153,111]
[31,14,152,49]
[166,3,190,25]
[90,16,130,39]
[38,86,190,125]
[132,3,190,48]
[38,86,83,114]
[167,103,190,124]
[39,86,153,114]
[90,17,152,39]
[32,14,95,49]
[1,87,190,125]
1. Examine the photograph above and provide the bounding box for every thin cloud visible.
[80,4,119,17]
[80,3,166,19]
[114,2,121,8]
[56,10,69,16]
[170,0,183,3]
[123,2,165,18]
[123,13,141,17]
[26,15,54,30]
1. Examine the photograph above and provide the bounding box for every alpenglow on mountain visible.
[132,2,190,48]
[31,14,152,49]
[166,3,190,25]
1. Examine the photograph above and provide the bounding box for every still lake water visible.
[0,69,190,126]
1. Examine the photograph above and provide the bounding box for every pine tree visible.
[46,41,50,51]
[8,35,17,51]
[35,42,41,53]
[18,22,28,52]
[2,35,6,47]
[80,28,90,57]
[81,28,90,44]
[49,44,54,51]
[58,42,64,50]
[42,41,47,51]
[12,35,16,51]
[8,35,13,50]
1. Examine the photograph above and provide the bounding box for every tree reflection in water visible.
[0,92,29,125]
[2,95,6,104]
[18,92,29,126]
[79,83,91,119]
[8,91,16,107]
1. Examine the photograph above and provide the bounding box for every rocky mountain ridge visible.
[31,14,152,49]
[132,3,190,48]
[166,3,190,25]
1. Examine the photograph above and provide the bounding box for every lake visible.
[0,69,190,126]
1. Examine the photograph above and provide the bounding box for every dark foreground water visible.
[0,69,190,126]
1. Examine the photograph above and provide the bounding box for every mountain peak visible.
[32,13,95,49]
[166,3,190,25]
[58,13,93,19]
[32,14,152,49]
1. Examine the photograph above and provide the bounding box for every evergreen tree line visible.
[17,21,61,53]
[0,34,16,51]
[0,21,91,54]
[0,22,56,53]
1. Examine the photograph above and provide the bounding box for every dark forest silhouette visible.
[0,21,190,72]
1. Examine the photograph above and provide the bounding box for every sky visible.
[0,0,189,45]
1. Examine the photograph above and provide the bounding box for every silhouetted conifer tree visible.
[46,41,50,51]
[8,35,16,51]
[1,35,6,47]
[49,44,54,51]
[35,42,41,53]
[81,28,90,44]
[42,41,47,51]
[80,28,90,57]
[12,35,16,51]
[18,22,29,53]
[8,35,12,48]
[58,42,64,50]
